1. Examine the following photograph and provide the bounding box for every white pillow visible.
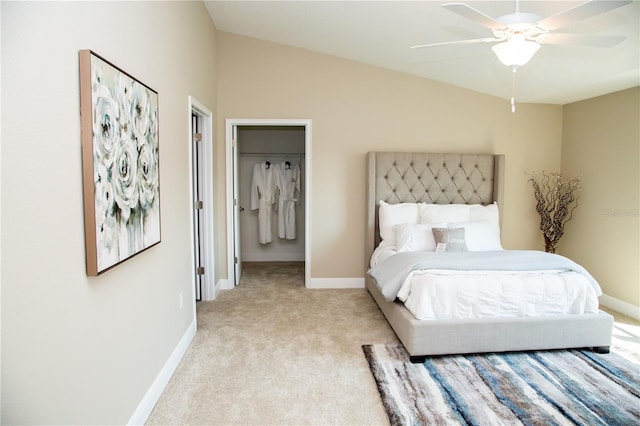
[378,200,420,246]
[447,220,502,251]
[469,202,500,226]
[419,203,470,223]
[394,222,446,252]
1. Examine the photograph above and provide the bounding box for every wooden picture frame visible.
[79,50,161,276]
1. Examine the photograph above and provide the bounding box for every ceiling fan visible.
[411,0,631,69]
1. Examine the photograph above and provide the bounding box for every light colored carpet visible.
[146,262,399,425]
[600,306,640,365]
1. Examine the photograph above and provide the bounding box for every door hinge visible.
[233,198,237,207]
[194,132,202,142]
[234,256,238,264]
[196,266,205,275]
[195,200,203,210]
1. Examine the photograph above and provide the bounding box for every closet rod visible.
[238,152,305,156]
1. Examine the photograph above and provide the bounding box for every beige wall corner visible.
[560,87,640,311]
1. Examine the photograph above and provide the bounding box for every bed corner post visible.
[366,152,377,273]
[494,154,506,228]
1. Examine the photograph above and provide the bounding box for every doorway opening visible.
[226,119,312,288]
[189,98,215,301]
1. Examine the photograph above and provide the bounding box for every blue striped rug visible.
[363,344,640,425]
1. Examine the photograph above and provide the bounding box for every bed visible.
[364,152,613,362]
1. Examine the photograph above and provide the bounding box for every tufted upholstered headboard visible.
[365,152,505,268]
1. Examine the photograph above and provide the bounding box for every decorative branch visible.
[528,171,581,253]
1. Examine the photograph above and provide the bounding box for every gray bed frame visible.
[365,152,613,362]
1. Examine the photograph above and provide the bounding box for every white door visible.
[190,97,214,300]
[192,113,205,299]
[232,125,243,286]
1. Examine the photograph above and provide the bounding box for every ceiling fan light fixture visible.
[492,39,540,67]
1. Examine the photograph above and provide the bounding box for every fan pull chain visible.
[511,66,518,113]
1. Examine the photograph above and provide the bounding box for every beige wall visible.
[216,31,563,279]
[561,87,640,309]
[1,1,216,424]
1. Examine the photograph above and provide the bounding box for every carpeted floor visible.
[146,262,399,425]
[147,262,639,425]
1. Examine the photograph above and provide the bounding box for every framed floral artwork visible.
[79,50,161,275]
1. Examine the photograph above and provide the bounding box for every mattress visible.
[368,249,602,322]
[397,269,599,320]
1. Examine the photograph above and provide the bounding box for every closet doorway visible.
[225,119,311,288]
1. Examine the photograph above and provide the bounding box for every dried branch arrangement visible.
[528,171,581,253]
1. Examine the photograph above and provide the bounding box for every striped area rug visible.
[363,344,640,425]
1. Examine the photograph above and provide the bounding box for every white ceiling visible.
[205,0,639,105]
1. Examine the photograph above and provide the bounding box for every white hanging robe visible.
[274,161,300,240]
[250,161,276,244]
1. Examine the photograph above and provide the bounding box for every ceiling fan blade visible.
[539,33,627,48]
[411,38,500,49]
[539,0,632,31]
[442,3,504,30]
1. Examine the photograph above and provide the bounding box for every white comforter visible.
[368,250,601,321]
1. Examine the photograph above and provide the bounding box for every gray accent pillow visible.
[432,227,468,252]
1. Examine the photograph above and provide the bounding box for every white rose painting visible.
[79,50,160,275]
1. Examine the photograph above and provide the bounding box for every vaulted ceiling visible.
[205,0,639,104]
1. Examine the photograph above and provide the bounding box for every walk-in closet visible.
[237,126,306,271]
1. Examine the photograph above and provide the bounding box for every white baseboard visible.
[599,294,640,321]
[242,253,305,262]
[127,319,196,425]
[308,277,364,289]
[215,278,233,296]
[217,276,365,291]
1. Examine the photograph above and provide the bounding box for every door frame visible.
[225,118,312,288]
[189,97,215,301]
